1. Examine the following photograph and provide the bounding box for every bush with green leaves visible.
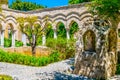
[46,38,76,59]
[15,40,23,47]
[4,38,11,47]
[0,50,61,66]
[116,64,120,74]
[4,38,23,47]
[0,75,12,80]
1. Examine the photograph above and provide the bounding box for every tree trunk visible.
[32,46,36,56]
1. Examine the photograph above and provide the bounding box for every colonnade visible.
[0,30,16,47]
[22,27,71,46]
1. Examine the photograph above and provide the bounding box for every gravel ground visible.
[0,58,75,80]
[0,58,119,80]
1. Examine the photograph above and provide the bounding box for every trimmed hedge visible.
[0,50,60,66]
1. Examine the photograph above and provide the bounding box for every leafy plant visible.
[0,75,12,80]
[46,38,76,59]
[0,49,61,67]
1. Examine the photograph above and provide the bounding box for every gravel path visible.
[0,59,74,80]
[0,58,120,80]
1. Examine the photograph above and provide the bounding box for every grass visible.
[0,75,13,80]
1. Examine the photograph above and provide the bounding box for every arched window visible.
[83,30,96,52]
[69,21,79,39]
[56,22,66,38]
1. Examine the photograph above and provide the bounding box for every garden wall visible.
[2,46,51,57]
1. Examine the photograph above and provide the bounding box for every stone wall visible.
[74,19,117,79]
[2,46,51,57]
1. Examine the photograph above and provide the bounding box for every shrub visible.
[0,49,61,67]
[116,64,120,74]
[15,40,23,47]
[4,38,23,47]
[0,75,12,80]
[46,38,76,59]
[4,38,11,47]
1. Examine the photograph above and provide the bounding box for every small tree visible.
[17,16,46,56]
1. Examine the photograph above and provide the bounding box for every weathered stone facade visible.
[73,19,118,79]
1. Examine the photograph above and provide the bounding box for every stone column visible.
[12,30,16,47]
[1,30,4,47]
[42,34,46,46]
[66,28,70,40]
[53,29,57,39]
[22,33,26,46]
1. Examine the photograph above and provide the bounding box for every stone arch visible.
[44,22,54,39]
[53,13,66,19]
[108,29,117,52]
[66,12,80,22]
[83,30,96,52]
[55,20,66,28]
[0,21,5,30]
[0,14,5,21]
[0,23,2,30]
[5,23,14,39]
[5,16,17,25]
[56,21,66,38]
[68,20,79,39]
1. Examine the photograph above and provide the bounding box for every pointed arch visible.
[83,30,96,52]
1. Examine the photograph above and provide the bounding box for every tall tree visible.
[17,16,45,56]
[89,0,120,24]
[9,0,45,11]
[69,0,91,4]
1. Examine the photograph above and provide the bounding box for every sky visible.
[9,0,68,8]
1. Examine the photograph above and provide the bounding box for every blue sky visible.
[9,0,68,8]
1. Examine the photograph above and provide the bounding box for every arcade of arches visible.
[0,3,120,79]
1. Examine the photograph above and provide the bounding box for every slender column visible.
[53,29,57,39]
[66,28,70,40]
[42,34,46,46]
[22,33,26,46]
[1,30,4,47]
[12,30,16,47]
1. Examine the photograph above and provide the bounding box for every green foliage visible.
[9,0,45,11]
[89,0,120,26]
[116,64,120,74]
[0,75,12,80]
[46,25,54,38]
[36,36,42,45]
[57,23,66,38]
[46,38,76,59]
[0,49,61,66]
[70,22,79,38]
[15,40,23,47]
[4,38,11,47]
[17,16,44,55]
[4,38,23,47]
[69,0,91,4]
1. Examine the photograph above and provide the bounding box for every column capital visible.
[53,28,57,31]
[66,28,70,31]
